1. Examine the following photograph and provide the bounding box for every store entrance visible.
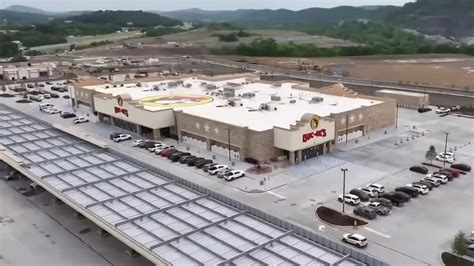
[302,144,323,161]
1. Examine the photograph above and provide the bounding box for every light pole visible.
[345,114,349,144]
[395,104,399,129]
[443,132,450,167]
[341,168,348,213]
[226,128,231,162]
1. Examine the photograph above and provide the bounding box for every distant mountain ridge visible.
[4,4,88,17]
[157,6,400,26]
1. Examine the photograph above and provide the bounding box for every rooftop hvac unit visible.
[289,99,296,104]
[242,92,256,98]
[271,95,281,101]
[228,98,243,107]
[226,82,240,87]
[310,96,324,103]
[205,84,217,90]
[168,81,178,87]
[223,91,235,98]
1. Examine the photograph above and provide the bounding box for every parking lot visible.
[1,85,473,265]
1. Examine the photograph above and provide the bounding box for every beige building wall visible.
[176,112,282,161]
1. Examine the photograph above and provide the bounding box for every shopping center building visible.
[72,74,396,164]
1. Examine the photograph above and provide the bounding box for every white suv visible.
[112,134,132,142]
[406,183,429,195]
[436,153,455,163]
[147,143,164,152]
[342,233,368,248]
[359,187,378,197]
[425,174,448,184]
[208,165,229,175]
[338,194,360,205]
[366,183,385,193]
[223,170,245,181]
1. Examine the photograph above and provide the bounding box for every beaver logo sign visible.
[114,96,129,117]
[310,116,319,129]
[303,116,327,143]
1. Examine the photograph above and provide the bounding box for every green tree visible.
[425,145,437,164]
[451,231,468,257]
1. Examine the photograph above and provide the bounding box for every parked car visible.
[223,170,245,181]
[366,183,385,193]
[112,134,131,142]
[435,107,450,114]
[409,165,429,174]
[342,233,368,248]
[338,194,360,205]
[46,107,60,114]
[369,198,393,209]
[354,206,377,220]
[395,186,419,198]
[187,157,205,166]
[179,155,196,164]
[132,139,145,147]
[170,152,191,162]
[155,145,175,155]
[109,132,121,140]
[441,168,460,177]
[435,170,454,181]
[140,141,160,149]
[379,192,408,206]
[217,169,233,178]
[182,156,200,166]
[436,154,455,163]
[49,92,59,98]
[426,173,448,184]
[451,163,471,172]
[367,202,390,215]
[148,143,165,152]
[60,111,76,118]
[406,184,429,195]
[422,176,442,187]
[160,148,177,157]
[195,159,214,169]
[39,103,54,111]
[412,181,434,190]
[349,189,370,202]
[359,187,378,197]
[203,163,218,172]
[208,164,229,175]
[45,81,53,85]
[73,117,89,124]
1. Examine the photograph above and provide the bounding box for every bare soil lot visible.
[245,54,474,90]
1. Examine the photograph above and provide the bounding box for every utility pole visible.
[226,128,231,162]
[443,132,450,167]
[341,168,348,213]
[395,104,399,129]
[345,114,349,144]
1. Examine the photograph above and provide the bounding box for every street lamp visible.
[443,132,450,167]
[226,128,231,162]
[341,168,348,213]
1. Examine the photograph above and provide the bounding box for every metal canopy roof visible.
[0,107,364,266]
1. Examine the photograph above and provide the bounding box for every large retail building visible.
[72,74,396,164]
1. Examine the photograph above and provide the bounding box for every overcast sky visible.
[0,0,414,11]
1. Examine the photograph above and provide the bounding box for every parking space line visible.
[267,191,287,200]
[364,227,391,238]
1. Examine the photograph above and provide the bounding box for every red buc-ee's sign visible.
[302,129,327,142]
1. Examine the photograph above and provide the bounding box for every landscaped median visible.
[316,206,367,226]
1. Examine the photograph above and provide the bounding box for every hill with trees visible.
[384,0,474,38]
[68,10,182,28]
[0,10,52,25]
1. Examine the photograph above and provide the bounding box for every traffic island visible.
[316,206,367,226]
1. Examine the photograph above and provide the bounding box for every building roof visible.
[0,105,367,266]
[86,76,382,131]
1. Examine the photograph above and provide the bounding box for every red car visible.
[160,148,177,157]
[442,168,460,177]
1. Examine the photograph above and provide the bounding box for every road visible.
[190,56,474,99]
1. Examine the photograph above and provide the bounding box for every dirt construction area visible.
[245,54,474,90]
